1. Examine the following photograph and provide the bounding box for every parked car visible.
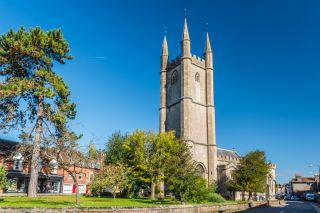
[305,193,316,201]
[291,195,300,201]
[284,195,291,200]
[275,194,282,199]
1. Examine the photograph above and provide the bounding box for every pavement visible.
[238,201,320,213]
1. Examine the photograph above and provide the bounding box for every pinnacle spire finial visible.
[205,32,212,53]
[161,35,168,56]
[182,17,190,41]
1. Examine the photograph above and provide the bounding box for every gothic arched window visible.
[171,71,178,85]
[195,72,200,82]
[196,164,205,177]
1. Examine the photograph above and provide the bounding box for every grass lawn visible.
[0,196,180,208]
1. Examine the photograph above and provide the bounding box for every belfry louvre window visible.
[171,71,178,85]
[195,72,200,82]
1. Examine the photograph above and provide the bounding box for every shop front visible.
[5,172,63,194]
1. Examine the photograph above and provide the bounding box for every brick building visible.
[290,174,319,197]
[0,138,100,194]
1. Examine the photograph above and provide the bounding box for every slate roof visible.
[0,138,19,153]
[217,148,240,161]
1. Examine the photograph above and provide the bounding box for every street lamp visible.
[309,164,320,195]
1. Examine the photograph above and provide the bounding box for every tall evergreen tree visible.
[0,27,75,197]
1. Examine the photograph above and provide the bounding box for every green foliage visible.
[91,163,129,199]
[123,130,187,199]
[165,138,199,202]
[89,177,106,197]
[207,193,226,203]
[169,174,224,203]
[228,150,270,199]
[0,166,8,189]
[183,175,209,203]
[105,131,127,164]
[0,26,76,196]
[0,26,75,132]
[123,130,150,187]
[103,130,226,203]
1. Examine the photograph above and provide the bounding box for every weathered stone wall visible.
[0,201,268,213]
[166,65,181,106]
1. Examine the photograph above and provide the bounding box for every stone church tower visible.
[159,18,217,182]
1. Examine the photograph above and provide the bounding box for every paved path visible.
[238,201,320,213]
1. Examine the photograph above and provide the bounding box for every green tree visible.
[0,166,8,190]
[124,130,180,200]
[144,131,173,199]
[166,139,199,202]
[0,27,75,197]
[123,130,150,195]
[228,150,270,200]
[89,174,106,198]
[92,163,129,199]
[104,130,218,202]
[105,131,127,164]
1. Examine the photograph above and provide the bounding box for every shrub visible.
[184,176,209,203]
[0,167,8,190]
[208,193,226,203]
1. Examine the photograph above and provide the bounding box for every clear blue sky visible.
[1,0,320,184]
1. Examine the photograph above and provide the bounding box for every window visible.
[13,160,21,170]
[78,184,86,193]
[53,182,60,193]
[63,183,73,193]
[195,72,200,82]
[89,173,94,182]
[68,174,72,180]
[37,159,42,172]
[171,71,178,85]
[196,164,205,177]
[78,173,83,180]
[50,159,58,174]
[13,153,23,171]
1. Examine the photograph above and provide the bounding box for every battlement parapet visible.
[191,54,205,68]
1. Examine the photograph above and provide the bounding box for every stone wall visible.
[0,201,268,213]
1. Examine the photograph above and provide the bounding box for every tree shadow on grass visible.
[1,199,74,208]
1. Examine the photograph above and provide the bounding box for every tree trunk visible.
[27,95,44,197]
[75,182,80,207]
[180,192,186,204]
[248,191,252,201]
[158,179,164,199]
[151,181,156,200]
[70,173,80,206]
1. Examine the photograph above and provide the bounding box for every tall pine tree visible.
[0,27,75,197]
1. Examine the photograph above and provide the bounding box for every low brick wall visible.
[0,201,267,213]
[267,199,285,206]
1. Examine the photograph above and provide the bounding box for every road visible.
[238,201,320,213]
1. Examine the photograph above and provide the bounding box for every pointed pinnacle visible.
[182,18,190,41]
[205,32,212,53]
[161,35,168,56]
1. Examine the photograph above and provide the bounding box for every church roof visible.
[217,148,240,161]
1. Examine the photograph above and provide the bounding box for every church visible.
[159,18,276,200]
